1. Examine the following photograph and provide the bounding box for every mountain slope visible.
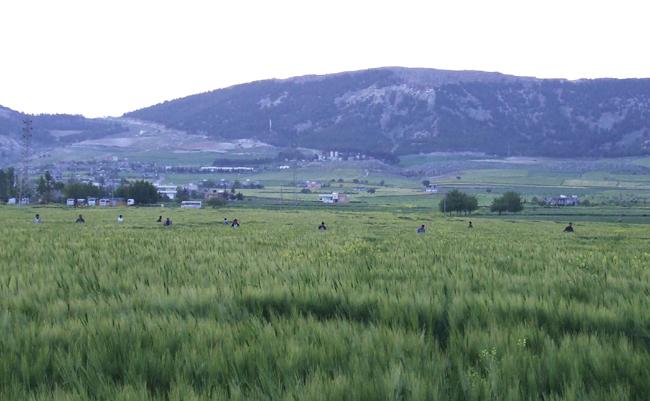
[0,106,126,164]
[125,67,650,157]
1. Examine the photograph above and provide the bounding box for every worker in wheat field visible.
[33,214,41,224]
[318,221,327,230]
[156,215,162,223]
[231,218,240,228]
[564,222,574,232]
[417,224,426,234]
[75,214,85,224]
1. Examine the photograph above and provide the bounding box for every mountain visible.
[0,105,125,164]
[125,67,650,157]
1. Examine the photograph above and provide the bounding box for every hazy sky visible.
[1,0,649,117]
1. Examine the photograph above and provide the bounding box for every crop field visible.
[1,206,649,400]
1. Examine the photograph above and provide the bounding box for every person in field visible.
[564,222,574,232]
[468,221,473,228]
[417,224,426,233]
[164,217,172,226]
[231,218,240,228]
[156,215,162,223]
[117,215,124,223]
[33,214,41,224]
[223,217,228,225]
[318,222,327,230]
[75,214,85,224]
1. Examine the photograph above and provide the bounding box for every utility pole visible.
[293,162,298,206]
[17,119,32,206]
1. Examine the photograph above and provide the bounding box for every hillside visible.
[125,67,650,157]
[0,105,125,165]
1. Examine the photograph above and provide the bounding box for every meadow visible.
[1,206,649,400]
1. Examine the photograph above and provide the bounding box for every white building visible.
[180,200,202,209]
[318,192,349,204]
[199,166,254,173]
[156,185,178,200]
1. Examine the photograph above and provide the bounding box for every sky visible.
[1,0,649,117]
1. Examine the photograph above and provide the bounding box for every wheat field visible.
[1,206,649,400]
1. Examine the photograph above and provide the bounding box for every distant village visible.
[0,150,591,208]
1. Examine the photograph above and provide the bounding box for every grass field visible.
[1,206,649,400]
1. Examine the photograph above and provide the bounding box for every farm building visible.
[545,195,579,206]
[110,198,127,207]
[199,166,254,173]
[155,185,178,200]
[318,192,349,204]
[181,200,202,209]
[204,188,227,199]
[302,180,322,190]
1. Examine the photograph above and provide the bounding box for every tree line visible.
[438,189,523,215]
[0,168,17,201]
[0,168,163,205]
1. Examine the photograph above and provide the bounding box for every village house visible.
[544,195,579,206]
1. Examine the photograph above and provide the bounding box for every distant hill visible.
[125,67,650,157]
[0,105,125,164]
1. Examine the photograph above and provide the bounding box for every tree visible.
[0,168,16,201]
[175,186,190,203]
[36,171,61,204]
[277,149,308,161]
[491,192,523,214]
[439,190,478,215]
[367,188,376,194]
[64,182,105,200]
[422,179,430,187]
[235,192,244,201]
[115,180,159,204]
[490,198,507,215]
[36,176,48,203]
[463,195,479,214]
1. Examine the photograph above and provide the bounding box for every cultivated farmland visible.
[1,207,649,400]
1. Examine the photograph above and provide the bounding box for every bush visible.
[206,197,227,208]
